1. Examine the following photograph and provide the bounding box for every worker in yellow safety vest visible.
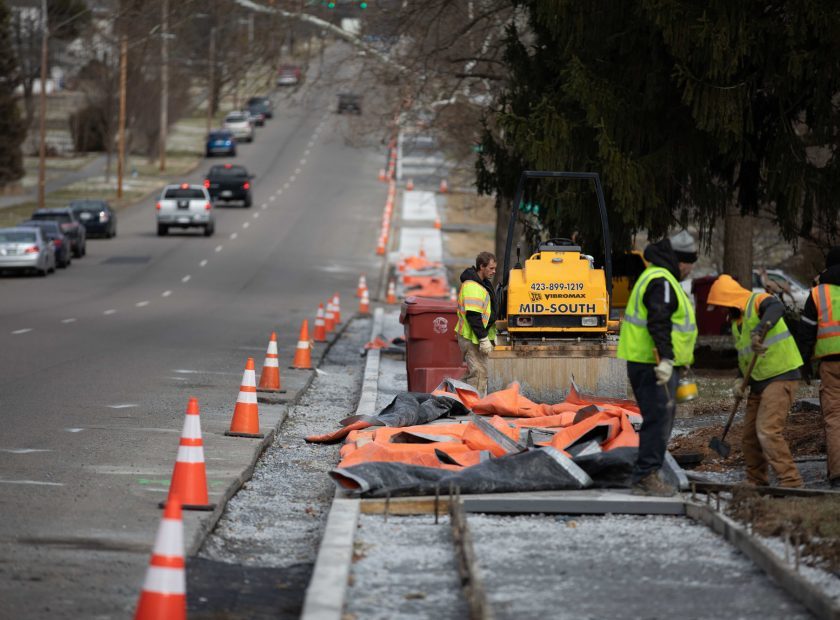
[455,251,498,396]
[617,230,698,496]
[708,274,804,488]
[798,246,840,488]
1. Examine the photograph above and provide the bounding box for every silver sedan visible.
[0,226,56,276]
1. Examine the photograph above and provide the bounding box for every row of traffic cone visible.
[376,180,397,256]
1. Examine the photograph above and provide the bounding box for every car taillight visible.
[53,239,62,247]
[243,182,250,190]
[24,245,39,254]
[203,179,210,189]
[156,202,162,210]
[204,203,212,211]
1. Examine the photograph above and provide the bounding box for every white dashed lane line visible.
[214,245,223,252]
[11,328,32,335]
[242,222,250,229]
[252,213,259,219]
[290,175,296,182]
[295,168,302,174]
[304,149,311,156]
[182,275,191,283]
[261,205,267,210]
[200,259,208,267]
[136,301,150,308]
[162,290,172,297]
[283,182,290,189]
[230,232,238,240]
[103,309,116,316]
[61,318,76,324]
[270,195,276,202]
[300,159,307,165]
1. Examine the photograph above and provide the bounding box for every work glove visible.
[732,378,748,399]
[654,358,674,385]
[478,338,493,356]
[750,331,768,355]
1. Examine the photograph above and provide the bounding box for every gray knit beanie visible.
[668,230,698,263]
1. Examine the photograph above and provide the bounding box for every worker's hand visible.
[732,378,748,399]
[654,359,674,385]
[478,338,493,356]
[750,331,768,355]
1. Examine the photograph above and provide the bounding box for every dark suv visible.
[30,207,87,257]
[203,164,253,207]
[70,200,117,238]
[247,96,273,120]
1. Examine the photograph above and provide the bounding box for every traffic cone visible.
[257,332,285,393]
[386,279,397,304]
[225,358,264,438]
[359,288,370,315]
[450,287,457,302]
[406,178,415,190]
[439,179,449,193]
[135,496,186,620]
[357,275,367,297]
[291,320,313,369]
[159,398,214,510]
[378,168,386,182]
[333,293,342,325]
[313,303,327,342]
[376,235,386,255]
[434,215,442,230]
[325,301,336,333]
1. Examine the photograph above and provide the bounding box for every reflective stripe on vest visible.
[733,293,802,380]
[456,280,497,344]
[813,284,840,358]
[616,266,697,366]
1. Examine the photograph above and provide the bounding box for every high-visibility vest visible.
[617,266,697,366]
[733,293,802,380]
[456,280,496,344]
[812,284,840,359]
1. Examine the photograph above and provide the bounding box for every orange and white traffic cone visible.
[439,179,449,193]
[160,398,214,510]
[257,332,285,393]
[291,320,313,369]
[434,215,442,230]
[225,358,264,438]
[325,301,336,333]
[378,168,386,182]
[333,293,342,325]
[450,287,457,302]
[406,178,415,191]
[135,496,186,620]
[313,303,327,343]
[386,279,397,304]
[359,288,370,315]
[376,235,386,256]
[356,275,367,297]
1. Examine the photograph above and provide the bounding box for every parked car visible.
[276,64,302,86]
[19,219,72,268]
[29,207,87,257]
[246,96,273,119]
[223,112,254,143]
[337,93,362,114]
[752,268,810,310]
[204,164,253,207]
[0,226,56,276]
[69,200,117,238]
[205,130,237,157]
[156,183,215,236]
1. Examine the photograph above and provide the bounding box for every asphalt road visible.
[0,56,386,618]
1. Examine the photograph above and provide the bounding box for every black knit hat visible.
[827,246,840,269]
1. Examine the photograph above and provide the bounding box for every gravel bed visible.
[468,513,813,619]
[346,514,467,620]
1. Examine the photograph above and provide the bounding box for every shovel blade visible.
[708,436,731,458]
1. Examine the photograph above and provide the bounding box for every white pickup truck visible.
[156,183,215,237]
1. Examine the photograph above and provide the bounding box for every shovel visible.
[709,328,768,458]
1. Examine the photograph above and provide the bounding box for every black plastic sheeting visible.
[339,391,468,429]
[331,447,594,498]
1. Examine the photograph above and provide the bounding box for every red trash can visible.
[399,296,465,392]
[692,275,729,335]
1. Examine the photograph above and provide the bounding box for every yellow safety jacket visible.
[812,284,840,359]
[456,280,497,344]
[617,266,697,366]
[734,293,802,380]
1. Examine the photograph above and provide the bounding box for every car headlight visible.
[581,317,599,327]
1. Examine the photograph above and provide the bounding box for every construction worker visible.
[456,251,498,396]
[617,230,698,495]
[798,246,840,488]
[707,274,804,488]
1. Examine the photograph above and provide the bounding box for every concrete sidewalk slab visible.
[402,190,438,221]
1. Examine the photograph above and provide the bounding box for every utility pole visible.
[207,26,216,133]
[159,0,169,171]
[37,0,48,210]
[117,35,127,199]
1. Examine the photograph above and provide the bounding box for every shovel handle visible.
[720,325,770,440]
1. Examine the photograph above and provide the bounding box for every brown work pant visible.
[819,360,840,482]
[458,334,488,396]
[743,380,803,487]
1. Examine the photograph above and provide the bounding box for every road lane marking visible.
[295,167,302,174]
[61,318,76,324]
[11,328,32,335]
[173,368,239,375]
[276,188,283,194]
[135,301,149,307]
[0,479,63,486]
[290,175,296,182]
[308,140,314,148]
[182,275,191,283]
[229,232,238,240]
[169,376,188,381]
[64,428,84,433]
[108,404,138,409]
[261,204,267,210]
[270,195,276,201]
[260,203,267,208]
[304,149,310,155]
[252,213,259,219]
[214,245,223,252]
[103,309,116,315]
[242,222,250,229]
[162,290,172,297]
[0,449,50,454]
[283,182,290,189]
[200,259,208,267]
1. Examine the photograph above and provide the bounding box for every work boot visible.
[631,471,676,497]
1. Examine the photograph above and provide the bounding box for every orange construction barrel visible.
[399,296,465,392]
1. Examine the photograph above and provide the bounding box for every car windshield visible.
[209,132,231,140]
[210,166,247,178]
[247,97,268,106]
[70,201,107,213]
[21,221,59,238]
[0,231,36,243]
[226,114,247,122]
[248,102,267,112]
[164,188,205,199]
[31,212,71,223]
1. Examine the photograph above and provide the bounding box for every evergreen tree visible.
[0,0,25,186]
